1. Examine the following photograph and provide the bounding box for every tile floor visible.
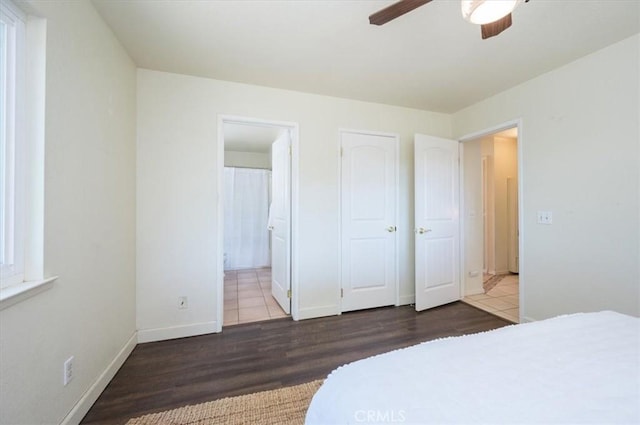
[463,273,519,323]
[224,267,289,326]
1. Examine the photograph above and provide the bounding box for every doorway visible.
[217,116,299,329]
[461,126,520,323]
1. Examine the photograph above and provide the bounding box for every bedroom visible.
[0,0,638,424]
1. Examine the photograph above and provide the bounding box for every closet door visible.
[341,131,398,312]
[414,134,460,311]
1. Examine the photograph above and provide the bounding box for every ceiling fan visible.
[369,0,529,39]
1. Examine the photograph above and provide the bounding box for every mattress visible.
[305,311,640,424]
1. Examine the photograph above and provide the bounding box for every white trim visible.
[217,115,300,327]
[458,142,465,300]
[297,304,340,321]
[337,131,343,311]
[0,8,46,290]
[393,135,400,306]
[339,127,399,139]
[398,294,415,305]
[216,119,224,332]
[289,125,300,320]
[516,120,524,324]
[458,118,524,323]
[0,0,26,284]
[23,15,46,281]
[0,275,56,310]
[458,119,522,143]
[137,321,218,343]
[60,333,137,425]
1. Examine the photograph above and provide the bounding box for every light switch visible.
[537,211,553,224]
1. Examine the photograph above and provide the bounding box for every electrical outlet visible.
[63,356,74,386]
[537,210,553,225]
[178,296,188,309]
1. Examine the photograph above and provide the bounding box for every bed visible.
[305,311,640,424]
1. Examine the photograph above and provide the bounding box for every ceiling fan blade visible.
[369,0,433,26]
[481,13,512,39]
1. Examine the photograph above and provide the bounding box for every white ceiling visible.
[92,0,639,114]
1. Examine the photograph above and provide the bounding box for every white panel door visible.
[270,132,291,314]
[341,131,397,312]
[414,134,460,311]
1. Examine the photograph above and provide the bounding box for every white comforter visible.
[306,311,640,424]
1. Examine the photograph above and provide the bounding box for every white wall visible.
[224,150,271,169]
[462,140,483,295]
[0,1,137,424]
[137,69,451,339]
[453,34,640,321]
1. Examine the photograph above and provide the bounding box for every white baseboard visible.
[398,294,415,306]
[297,304,340,320]
[61,332,137,425]
[464,287,485,296]
[137,321,219,343]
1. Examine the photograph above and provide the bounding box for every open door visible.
[270,132,291,314]
[414,134,461,311]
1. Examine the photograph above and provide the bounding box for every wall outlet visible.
[537,210,553,225]
[63,356,74,386]
[178,296,188,309]
[469,270,480,277]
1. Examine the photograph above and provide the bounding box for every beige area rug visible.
[126,380,323,425]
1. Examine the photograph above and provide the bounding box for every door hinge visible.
[287,289,292,299]
[288,145,292,156]
[341,288,344,298]
[340,147,343,157]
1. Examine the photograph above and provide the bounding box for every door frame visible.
[216,115,300,330]
[338,128,401,312]
[458,118,524,323]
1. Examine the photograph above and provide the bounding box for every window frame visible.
[0,1,54,309]
[0,0,26,289]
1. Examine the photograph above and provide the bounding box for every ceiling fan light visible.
[461,0,519,25]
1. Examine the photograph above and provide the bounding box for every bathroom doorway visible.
[462,127,520,323]
[218,117,298,327]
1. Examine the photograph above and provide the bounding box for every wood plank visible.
[81,302,509,424]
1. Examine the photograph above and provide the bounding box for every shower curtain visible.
[224,167,271,270]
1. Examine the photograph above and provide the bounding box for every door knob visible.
[268,225,274,231]
[416,227,431,234]
[386,226,397,232]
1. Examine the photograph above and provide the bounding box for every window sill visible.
[0,276,57,311]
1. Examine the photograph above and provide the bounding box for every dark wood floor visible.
[81,302,509,424]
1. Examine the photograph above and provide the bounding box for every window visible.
[0,1,51,308]
[0,0,25,290]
